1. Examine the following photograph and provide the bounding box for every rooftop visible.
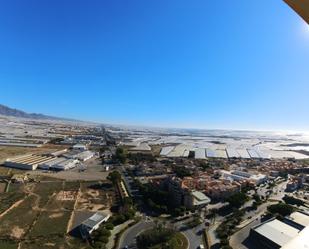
[253,219,300,247]
[82,213,108,229]
[286,211,309,228]
[281,226,309,249]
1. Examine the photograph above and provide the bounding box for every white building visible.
[38,157,79,171]
[80,212,110,239]
[250,218,300,249]
[250,211,309,249]
[72,144,87,151]
[184,190,211,209]
[220,170,267,185]
[63,150,95,162]
[75,150,95,161]
[5,154,55,170]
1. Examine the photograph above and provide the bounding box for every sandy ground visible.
[11,226,25,239]
[56,191,77,201]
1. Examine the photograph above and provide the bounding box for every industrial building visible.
[63,150,95,161]
[283,211,309,230]
[250,211,309,249]
[72,143,88,151]
[250,218,299,249]
[5,154,55,170]
[38,157,79,171]
[80,212,110,239]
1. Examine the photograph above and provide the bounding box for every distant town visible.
[0,113,308,249]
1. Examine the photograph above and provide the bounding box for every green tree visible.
[227,192,247,208]
[113,147,127,164]
[107,171,122,185]
[267,203,294,217]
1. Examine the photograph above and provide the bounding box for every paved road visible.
[230,218,260,249]
[229,180,288,249]
[118,219,154,249]
[174,218,204,249]
[183,225,204,249]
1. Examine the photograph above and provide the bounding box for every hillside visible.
[0,104,67,121]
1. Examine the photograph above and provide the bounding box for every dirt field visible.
[76,181,114,212]
[0,178,114,249]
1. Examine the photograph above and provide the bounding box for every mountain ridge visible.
[0,104,74,121]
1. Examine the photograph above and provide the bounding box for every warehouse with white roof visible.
[250,218,300,249]
[250,211,309,249]
[5,154,55,170]
[38,157,79,171]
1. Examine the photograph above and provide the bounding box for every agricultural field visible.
[0,178,110,249]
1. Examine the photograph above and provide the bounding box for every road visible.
[118,218,154,249]
[173,218,205,249]
[229,180,288,249]
[230,218,260,249]
[183,225,204,249]
[118,214,205,249]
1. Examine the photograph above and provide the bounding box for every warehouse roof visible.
[253,219,300,247]
[286,211,309,228]
[281,226,309,249]
[40,157,67,166]
[82,213,109,229]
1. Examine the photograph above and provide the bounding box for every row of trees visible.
[112,146,157,165]
[267,202,294,217]
[91,221,114,249]
[108,170,136,220]
[216,209,244,249]
[226,192,248,209]
[283,195,305,206]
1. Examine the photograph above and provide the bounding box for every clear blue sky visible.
[0,0,309,131]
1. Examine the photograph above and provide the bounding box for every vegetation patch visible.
[29,210,71,237]
[267,203,294,217]
[0,195,38,238]
[0,240,18,249]
[136,226,187,249]
[0,190,24,214]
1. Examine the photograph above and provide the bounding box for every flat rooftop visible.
[287,211,309,228]
[253,219,300,247]
[281,226,309,249]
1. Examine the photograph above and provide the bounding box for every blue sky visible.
[0,0,309,131]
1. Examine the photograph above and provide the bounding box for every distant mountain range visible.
[0,104,72,121]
